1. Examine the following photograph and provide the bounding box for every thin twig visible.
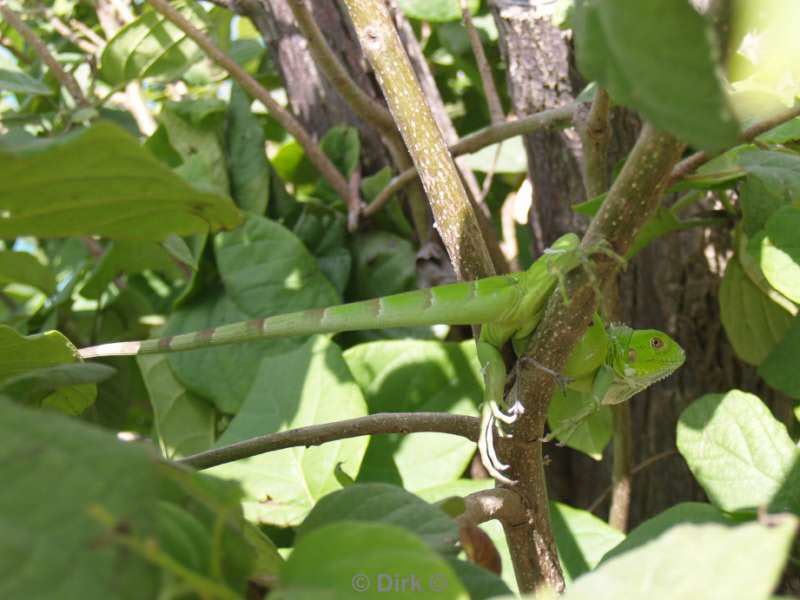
[364,104,577,216]
[49,15,98,54]
[69,17,106,47]
[460,0,503,125]
[0,4,89,107]
[587,449,677,514]
[146,0,356,213]
[668,103,800,185]
[177,412,479,470]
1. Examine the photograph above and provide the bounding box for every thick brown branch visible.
[177,412,479,470]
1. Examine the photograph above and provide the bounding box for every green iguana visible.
[78,233,685,483]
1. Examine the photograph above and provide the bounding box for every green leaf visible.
[100,1,210,85]
[550,501,625,582]
[0,399,161,599]
[458,137,529,174]
[0,326,97,414]
[446,558,511,600]
[397,0,480,23]
[0,122,242,240]
[757,117,800,144]
[137,354,216,459]
[209,337,368,526]
[562,517,797,600]
[0,363,114,415]
[0,68,52,95]
[319,125,360,179]
[225,84,270,214]
[80,240,183,299]
[0,250,55,294]
[739,150,800,201]
[280,522,468,598]
[215,214,339,318]
[416,480,515,594]
[290,204,352,296]
[344,340,481,491]
[574,0,739,151]
[719,255,793,365]
[160,100,229,196]
[599,502,734,564]
[296,483,459,554]
[760,206,800,303]
[677,391,797,513]
[547,387,613,460]
[165,215,338,412]
[759,316,800,400]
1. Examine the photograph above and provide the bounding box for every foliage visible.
[1,0,799,598]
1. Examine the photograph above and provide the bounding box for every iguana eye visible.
[651,337,664,350]
[627,348,636,362]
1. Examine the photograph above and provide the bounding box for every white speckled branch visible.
[340,0,494,281]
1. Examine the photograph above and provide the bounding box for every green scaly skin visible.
[541,323,686,446]
[78,233,685,484]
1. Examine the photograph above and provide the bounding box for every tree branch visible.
[177,412,479,470]
[146,0,355,213]
[340,0,494,280]
[458,488,527,526]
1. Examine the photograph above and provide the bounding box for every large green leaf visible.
[599,502,733,564]
[574,0,739,150]
[100,1,211,85]
[0,250,55,294]
[677,391,797,513]
[215,214,339,318]
[343,340,481,491]
[278,522,468,599]
[719,256,793,365]
[562,517,797,600]
[164,215,338,413]
[0,399,161,599]
[759,315,800,400]
[137,354,216,459]
[209,337,368,526]
[296,483,459,554]
[0,123,242,240]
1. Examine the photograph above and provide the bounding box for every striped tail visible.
[78,274,523,359]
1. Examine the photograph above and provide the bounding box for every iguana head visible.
[607,325,686,403]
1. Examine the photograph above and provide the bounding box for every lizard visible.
[78,232,685,483]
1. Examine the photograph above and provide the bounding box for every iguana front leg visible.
[476,339,517,484]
